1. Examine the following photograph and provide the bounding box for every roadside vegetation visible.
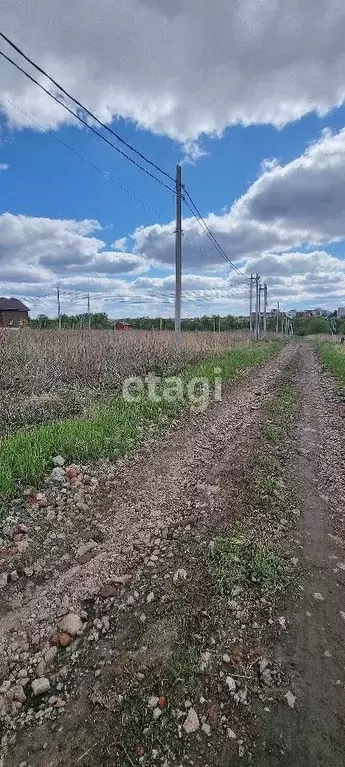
[0,340,282,506]
[319,342,345,383]
[209,530,290,595]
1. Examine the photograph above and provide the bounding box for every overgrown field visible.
[0,338,282,506]
[0,329,255,434]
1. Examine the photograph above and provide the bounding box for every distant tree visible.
[298,317,331,335]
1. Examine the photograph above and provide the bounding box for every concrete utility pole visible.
[276,301,280,334]
[57,287,61,331]
[255,273,260,339]
[218,315,221,334]
[263,283,267,338]
[159,317,163,331]
[175,163,182,354]
[249,274,253,337]
[87,292,91,329]
[259,284,263,337]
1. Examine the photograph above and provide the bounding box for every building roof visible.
[0,297,29,312]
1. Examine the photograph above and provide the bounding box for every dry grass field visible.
[0,329,252,433]
[0,328,252,394]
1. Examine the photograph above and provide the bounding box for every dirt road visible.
[1,343,345,766]
[253,344,345,766]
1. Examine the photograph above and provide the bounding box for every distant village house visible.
[0,298,29,328]
[114,321,132,330]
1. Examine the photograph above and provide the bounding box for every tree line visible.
[30,313,251,331]
[29,312,345,335]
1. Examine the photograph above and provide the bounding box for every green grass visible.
[319,342,345,383]
[167,644,200,685]
[0,341,282,507]
[263,386,298,444]
[209,529,290,595]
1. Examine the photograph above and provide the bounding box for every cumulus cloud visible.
[0,163,9,171]
[2,0,345,141]
[132,126,345,270]
[0,213,149,277]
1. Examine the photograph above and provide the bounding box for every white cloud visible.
[131,126,345,271]
[0,163,9,171]
[2,0,345,141]
[0,213,149,277]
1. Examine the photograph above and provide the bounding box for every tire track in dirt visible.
[251,344,345,766]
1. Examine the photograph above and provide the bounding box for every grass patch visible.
[255,454,285,509]
[263,386,298,444]
[319,342,345,384]
[0,341,282,508]
[209,529,290,595]
[167,644,200,686]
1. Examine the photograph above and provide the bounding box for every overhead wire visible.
[0,48,176,195]
[183,192,250,281]
[0,92,170,220]
[0,33,253,313]
[0,32,175,185]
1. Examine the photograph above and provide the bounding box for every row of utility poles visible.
[249,273,268,339]
[56,287,92,329]
[249,276,294,338]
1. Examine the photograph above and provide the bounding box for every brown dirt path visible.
[0,343,295,659]
[251,344,345,765]
[3,342,345,767]
[0,342,298,766]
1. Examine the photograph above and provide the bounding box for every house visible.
[0,297,29,328]
[301,310,314,320]
[115,321,132,330]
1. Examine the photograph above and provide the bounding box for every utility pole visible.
[276,301,280,334]
[87,292,91,329]
[259,284,263,337]
[255,273,260,339]
[175,163,182,354]
[159,317,163,331]
[249,274,253,337]
[263,283,267,338]
[56,287,61,331]
[218,315,221,334]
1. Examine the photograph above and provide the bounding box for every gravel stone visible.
[58,613,83,636]
[183,707,200,734]
[52,456,65,467]
[31,678,50,696]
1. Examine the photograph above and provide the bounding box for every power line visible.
[0,47,176,195]
[0,92,169,219]
[183,192,250,281]
[2,92,230,276]
[0,32,175,185]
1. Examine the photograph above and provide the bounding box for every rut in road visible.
[252,344,345,766]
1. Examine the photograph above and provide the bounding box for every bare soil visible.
[1,343,345,766]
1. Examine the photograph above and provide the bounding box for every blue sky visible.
[2,0,345,318]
